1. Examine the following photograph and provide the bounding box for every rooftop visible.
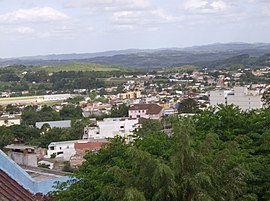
[129,104,163,115]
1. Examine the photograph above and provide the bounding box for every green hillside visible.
[35,62,127,72]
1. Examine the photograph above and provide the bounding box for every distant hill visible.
[1,42,270,69]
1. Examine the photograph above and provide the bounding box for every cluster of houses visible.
[1,66,270,200]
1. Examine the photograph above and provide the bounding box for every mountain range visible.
[1,42,270,68]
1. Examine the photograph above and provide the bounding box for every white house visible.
[83,117,139,139]
[209,87,263,110]
[128,104,163,119]
[46,139,109,161]
[46,139,89,161]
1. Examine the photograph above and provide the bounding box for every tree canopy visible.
[52,106,270,201]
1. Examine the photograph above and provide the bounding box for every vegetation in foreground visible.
[52,106,270,201]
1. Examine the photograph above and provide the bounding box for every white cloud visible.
[0,7,69,23]
[0,26,35,35]
[65,0,150,11]
[110,8,180,31]
[184,0,229,13]
[15,27,35,34]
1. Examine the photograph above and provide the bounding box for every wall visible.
[8,152,38,167]
[129,109,148,119]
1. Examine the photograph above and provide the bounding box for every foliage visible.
[53,106,269,200]
[110,104,129,118]
[66,96,85,104]
[178,98,199,113]
[262,87,270,107]
[59,105,83,120]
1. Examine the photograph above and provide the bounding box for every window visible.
[59,147,62,150]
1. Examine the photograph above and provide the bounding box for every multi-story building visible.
[83,118,139,139]
[209,87,263,110]
[118,91,141,100]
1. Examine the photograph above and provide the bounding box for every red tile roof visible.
[75,142,109,152]
[129,104,163,115]
[0,170,50,201]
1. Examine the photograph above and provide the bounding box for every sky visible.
[0,0,270,58]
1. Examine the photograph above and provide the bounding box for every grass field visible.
[34,62,127,72]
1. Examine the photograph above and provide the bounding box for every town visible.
[0,63,270,200]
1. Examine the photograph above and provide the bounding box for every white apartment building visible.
[83,118,139,139]
[209,87,263,110]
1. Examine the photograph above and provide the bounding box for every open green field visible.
[34,62,127,72]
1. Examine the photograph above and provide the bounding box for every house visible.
[70,139,109,168]
[118,91,141,100]
[47,139,86,161]
[129,104,163,119]
[83,118,139,139]
[0,149,69,200]
[0,115,21,127]
[35,120,71,129]
[46,138,110,161]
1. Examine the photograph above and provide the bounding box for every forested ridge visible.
[52,105,270,201]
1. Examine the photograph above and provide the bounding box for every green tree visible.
[110,104,129,118]
[60,105,82,120]
[262,87,270,107]
[178,98,199,114]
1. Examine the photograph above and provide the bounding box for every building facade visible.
[209,87,263,110]
[83,118,139,139]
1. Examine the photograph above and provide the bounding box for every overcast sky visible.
[0,0,270,58]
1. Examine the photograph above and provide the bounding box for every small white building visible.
[46,139,89,161]
[46,139,109,161]
[209,87,263,110]
[0,115,21,127]
[83,118,139,139]
[37,94,72,103]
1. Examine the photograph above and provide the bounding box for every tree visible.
[60,105,82,120]
[66,96,85,104]
[178,98,199,114]
[5,104,20,114]
[262,87,270,107]
[110,104,129,118]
